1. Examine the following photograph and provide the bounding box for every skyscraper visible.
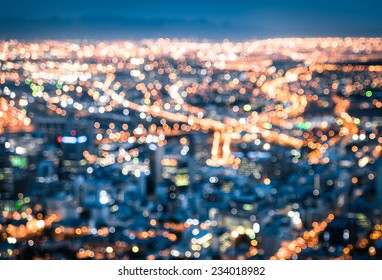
[147,145,164,196]
[377,158,382,208]
[0,148,14,199]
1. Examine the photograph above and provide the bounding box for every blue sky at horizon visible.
[1,0,381,39]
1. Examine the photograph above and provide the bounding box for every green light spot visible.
[264,123,272,129]
[243,104,252,111]
[30,83,37,91]
[297,122,311,130]
[10,156,27,169]
[366,91,372,97]
[56,83,62,89]
[243,204,253,211]
[354,118,360,125]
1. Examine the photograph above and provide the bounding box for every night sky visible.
[1,0,382,40]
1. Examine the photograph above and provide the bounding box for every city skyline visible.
[1,37,382,260]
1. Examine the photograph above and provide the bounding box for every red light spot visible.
[57,136,62,143]
[70,130,76,136]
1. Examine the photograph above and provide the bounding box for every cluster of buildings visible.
[0,38,381,259]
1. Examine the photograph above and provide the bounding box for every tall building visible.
[0,148,14,199]
[56,132,89,179]
[147,145,164,196]
[377,158,382,208]
[34,116,67,143]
